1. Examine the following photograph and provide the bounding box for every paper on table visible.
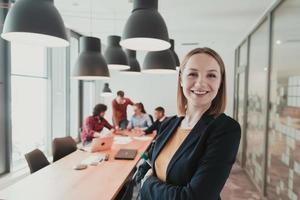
[114,136,132,144]
[81,154,105,165]
[80,146,92,152]
[133,136,152,141]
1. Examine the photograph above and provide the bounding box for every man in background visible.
[112,90,134,129]
[144,106,168,135]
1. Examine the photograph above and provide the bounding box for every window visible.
[50,48,67,139]
[11,43,48,169]
[69,37,80,139]
[83,81,95,119]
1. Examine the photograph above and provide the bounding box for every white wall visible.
[95,70,178,124]
[94,49,236,124]
[221,50,235,117]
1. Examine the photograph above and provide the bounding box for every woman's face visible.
[180,53,221,110]
[99,111,106,118]
[133,106,142,115]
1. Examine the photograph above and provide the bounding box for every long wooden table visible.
[0,133,155,200]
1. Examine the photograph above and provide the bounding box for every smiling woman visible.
[177,47,227,119]
[138,47,240,200]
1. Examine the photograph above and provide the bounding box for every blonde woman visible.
[139,47,241,200]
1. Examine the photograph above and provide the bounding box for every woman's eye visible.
[188,73,197,77]
[208,73,216,78]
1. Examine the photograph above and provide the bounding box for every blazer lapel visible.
[166,113,214,178]
[151,116,183,165]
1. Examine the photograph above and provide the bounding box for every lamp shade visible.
[101,83,112,97]
[143,50,176,74]
[72,37,110,80]
[170,39,180,67]
[120,0,170,51]
[122,50,141,74]
[1,0,69,47]
[104,35,130,70]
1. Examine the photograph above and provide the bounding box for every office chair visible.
[25,149,50,173]
[52,136,77,162]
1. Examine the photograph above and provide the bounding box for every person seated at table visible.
[81,104,113,145]
[127,103,153,131]
[144,106,168,135]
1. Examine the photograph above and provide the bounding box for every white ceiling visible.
[54,0,276,63]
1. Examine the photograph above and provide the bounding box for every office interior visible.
[0,0,299,199]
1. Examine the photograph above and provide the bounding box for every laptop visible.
[91,136,114,152]
[114,149,138,160]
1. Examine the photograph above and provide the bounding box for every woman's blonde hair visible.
[177,47,227,117]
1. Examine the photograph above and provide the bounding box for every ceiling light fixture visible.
[142,49,176,74]
[72,37,110,80]
[1,0,69,47]
[122,49,141,74]
[120,0,170,51]
[101,83,113,97]
[170,39,180,67]
[104,35,130,70]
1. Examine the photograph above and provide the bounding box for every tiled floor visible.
[221,164,261,200]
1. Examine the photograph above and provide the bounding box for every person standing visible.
[139,47,241,200]
[112,90,134,129]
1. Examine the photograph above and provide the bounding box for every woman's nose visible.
[195,75,205,86]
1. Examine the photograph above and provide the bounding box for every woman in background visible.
[127,103,153,131]
[80,104,113,145]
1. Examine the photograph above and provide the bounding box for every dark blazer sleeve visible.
[135,116,176,183]
[140,118,241,200]
[144,120,160,134]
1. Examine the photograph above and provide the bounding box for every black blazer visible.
[144,117,169,135]
[140,113,241,200]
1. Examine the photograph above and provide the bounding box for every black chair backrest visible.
[149,114,154,124]
[24,149,50,174]
[52,136,77,162]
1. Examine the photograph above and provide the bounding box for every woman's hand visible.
[93,132,101,137]
[133,128,145,136]
[106,129,117,136]
[141,168,153,187]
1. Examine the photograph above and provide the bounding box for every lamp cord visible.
[89,0,92,36]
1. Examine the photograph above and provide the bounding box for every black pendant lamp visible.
[101,83,113,97]
[143,49,176,74]
[120,0,170,51]
[122,50,141,74]
[72,37,110,80]
[104,35,130,70]
[170,39,180,67]
[1,0,69,47]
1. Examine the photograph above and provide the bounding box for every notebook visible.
[114,149,138,160]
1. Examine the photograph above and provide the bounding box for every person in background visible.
[139,47,241,200]
[144,106,168,135]
[112,90,134,129]
[80,104,113,145]
[127,103,153,130]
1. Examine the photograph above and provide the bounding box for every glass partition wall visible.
[245,19,269,191]
[234,0,300,198]
[267,0,300,199]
